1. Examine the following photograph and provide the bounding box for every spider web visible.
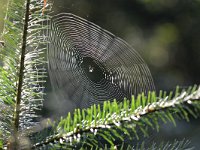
[47,13,155,109]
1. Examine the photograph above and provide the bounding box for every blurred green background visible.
[0,0,200,148]
[0,0,8,34]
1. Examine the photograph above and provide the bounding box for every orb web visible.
[47,13,155,108]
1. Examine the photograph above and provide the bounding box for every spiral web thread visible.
[48,13,155,109]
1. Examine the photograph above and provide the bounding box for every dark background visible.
[50,0,200,91]
[49,0,200,148]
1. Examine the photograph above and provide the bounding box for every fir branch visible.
[0,0,50,148]
[32,85,200,149]
[14,0,30,134]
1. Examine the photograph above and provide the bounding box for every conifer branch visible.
[14,0,30,134]
[32,86,200,149]
[11,0,31,149]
